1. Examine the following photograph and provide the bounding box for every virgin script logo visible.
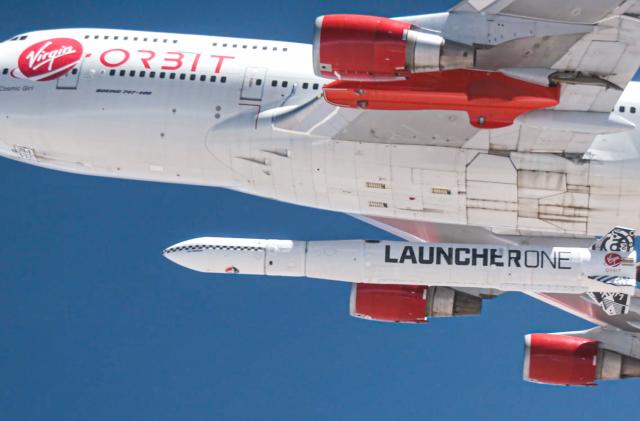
[17,38,83,81]
[605,253,622,268]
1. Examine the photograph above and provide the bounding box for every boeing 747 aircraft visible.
[3,0,640,386]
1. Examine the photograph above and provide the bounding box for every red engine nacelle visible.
[350,284,428,324]
[523,334,599,386]
[313,14,475,80]
[523,333,640,386]
[349,284,482,324]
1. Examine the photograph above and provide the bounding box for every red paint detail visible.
[352,283,428,323]
[18,38,83,81]
[190,53,201,72]
[100,49,130,68]
[317,14,412,80]
[323,69,561,129]
[161,51,184,70]
[367,216,442,242]
[526,334,598,386]
[211,55,235,74]
[85,53,92,58]
[138,50,156,69]
[224,266,239,274]
[605,253,622,267]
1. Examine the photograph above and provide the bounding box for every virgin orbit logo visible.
[605,253,622,267]
[17,38,83,81]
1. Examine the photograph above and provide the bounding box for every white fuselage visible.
[2,28,640,237]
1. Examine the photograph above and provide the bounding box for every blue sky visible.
[1,1,639,420]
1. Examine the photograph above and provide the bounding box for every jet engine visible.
[349,284,482,324]
[523,334,640,386]
[313,14,475,81]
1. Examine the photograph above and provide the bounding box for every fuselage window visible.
[221,76,227,83]
[233,44,237,48]
[256,79,262,86]
[160,72,166,79]
[632,107,637,114]
[124,36,129,41]
[212,42,218,47]
[223,43,228,47]
[210,75,217,82]
[262,46,268,50]
[252,46,258,49]
[150,71,156,78]
[282,81,288,88]
[71,68,78,75]
[153,39,158,43]
[170,73,176,79]
[109,69,116,76]
[114,36,119,40]
[242,45,248,49]
[312,83,319,90]
[283,48,288,52]
[119,70,126,77]
[139,71,146,77]
[134,37,139,41]
[104,36,109,40]
[302,83,309,89]
[200,75,206,82]
[620,106,626,113]
[271,80,278,87]
[84,35,90,39]
[173,40,178,44]
[2,68,9,75]
[94,35,99,39]
[129,70,136,77]
[179,73,186,80]
[190,74,196,81]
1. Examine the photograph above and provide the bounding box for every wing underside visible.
[276,1,640,159]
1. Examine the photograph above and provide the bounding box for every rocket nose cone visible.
[161,237,277,275]
[161,238,213,272]
[162,243,185,267]
[162,244,179,262]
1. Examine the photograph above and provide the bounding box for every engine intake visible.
[313,14,475,81]
[349,284,482,324]
[523,334,640,386]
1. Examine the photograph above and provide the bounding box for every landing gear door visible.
[240,67,267,102]
[56,61,83,90]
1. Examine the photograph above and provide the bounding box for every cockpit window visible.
[6,34,28,41]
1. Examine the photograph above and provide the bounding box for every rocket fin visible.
[590,227,635,252]
[585,292,632,316]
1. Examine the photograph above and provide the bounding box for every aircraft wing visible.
[450,0,638,22]
[355,214,640,333]
[274,2,640,158]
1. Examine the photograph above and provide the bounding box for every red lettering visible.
[138,50,156,69]
[211,55,234,74]
[100,49,130,67]
[161,52,184,70]
[190,53,201,72]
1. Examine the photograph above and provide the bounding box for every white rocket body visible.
[163,237,637,295]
